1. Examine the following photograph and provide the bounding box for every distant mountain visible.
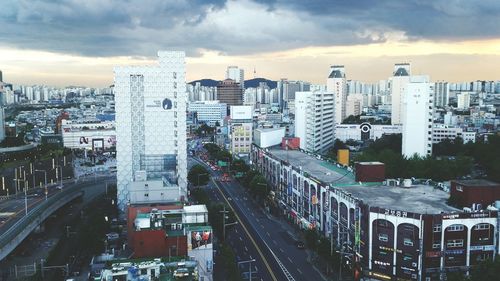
[244,78,277,89]
[188,79,220,87]
[188,77,277,89]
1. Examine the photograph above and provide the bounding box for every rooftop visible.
[454,179,500,187]
[268,147,355,185]
[341,184,458,214]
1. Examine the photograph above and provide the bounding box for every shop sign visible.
[379,246,402,254]
[469,245,495,251]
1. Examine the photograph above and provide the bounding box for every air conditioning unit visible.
[412,262,418,268]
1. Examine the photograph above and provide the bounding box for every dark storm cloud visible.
[0,0,498,57]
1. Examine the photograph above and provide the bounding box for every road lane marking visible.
[273,240,277,245]
[280,248,284,253]
[287,257,293,264]
[211,178,278,281]
[297,268,302,274]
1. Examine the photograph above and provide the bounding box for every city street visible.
[191,157,327,281]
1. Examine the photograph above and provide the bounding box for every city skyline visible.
[1,0,500,87]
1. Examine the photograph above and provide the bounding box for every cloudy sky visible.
[1,0,499,87]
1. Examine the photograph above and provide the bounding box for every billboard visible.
[144,97,173,111]
[188,229,212,250]
[230,105,252,120]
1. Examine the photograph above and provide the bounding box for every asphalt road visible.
[0,173,115,235]
[191,157,326,281]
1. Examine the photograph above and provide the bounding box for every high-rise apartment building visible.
[229,105,253,156]
[225,66,244,89]
[114,51,187,211]
[295,90,334,153]
[327,65,347,124]
[217,79,243,107]
[0,106,5,142]
[390,63,411,125]
[434,81,449,107]
[457,92,471,110]
[345,93,363,118]
[402,75,433,158]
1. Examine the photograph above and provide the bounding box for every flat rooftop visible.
[340,184,458,214]
[454,179,500,187]
[266,147,457,214]
[268,147,355,185]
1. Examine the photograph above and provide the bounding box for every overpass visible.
[0,179,112,261]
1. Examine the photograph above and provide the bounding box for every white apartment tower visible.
[114,51,187,211]
[457,92,471,110]
[390,63,411,125]
[434,81,449,107]
[226,66,245,89]
[327,65,347,124]
[402,75,434,158]
[0,107,5,142]
[295,90,335,153]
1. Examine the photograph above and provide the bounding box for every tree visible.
[231,159,249,174]
[469,255,500,281]
[188,164,210,186]
[249,174,268,200]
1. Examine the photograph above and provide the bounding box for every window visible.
[144,193,149,197]
[403,225,414,232]
[474,223,490,230]
[379,233,389,242]
[404,238,414,246]
[432,242,441,249]
[174,91,177,98]
[447,239,463,248]
[171,223,176,230]
[173,82,177,89]
[173,72,177,79]
[403,254,413,261]
[433,224,441,232]
[456,185,463,192]
[447,224,464,232]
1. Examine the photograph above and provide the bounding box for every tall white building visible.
[390,63,411,125]
[229,105,253,156]
[187,101,227,126]
[402,75,433,158]
[327,65,347,124]
[345,93,363,118]
[0,106,5,142]
[434,81,449,107]
[114,51,187,211]
[457,92,471,110]
[295,90,334,153]
[226,66,244,89]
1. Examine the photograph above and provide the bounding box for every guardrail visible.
[0,183,85,252]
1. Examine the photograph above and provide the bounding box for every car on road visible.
[295,240,305,249]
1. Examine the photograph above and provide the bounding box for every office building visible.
[327,65,347,124]
[434,81,449,107]
[457,92,471,110]
[295,90,334,153]
[114,51,188,211]
[217,79,243,107]
[187,101,227,126]
[229,105,253,156]
[432,124,476,144]
[225,66,244,89]
[391,63,411,125]
[402,75,433,158]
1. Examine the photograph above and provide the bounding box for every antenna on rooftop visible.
[253,67,256,79]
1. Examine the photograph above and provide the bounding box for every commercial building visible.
[253,127,286,148]
[60,119,116,150]
[252,145,500,281]
[450,180,500,208]
[334,123,402,142]
[187,101,227,126]
[217,79,243,107]
[114,51,188,211]
[327,65,347,124]
[391,63,412,125]
[294,90,334,153]
[226,66,245,89]
[229,105,253,156]
[402,75,434,158]
[432,125,476,144]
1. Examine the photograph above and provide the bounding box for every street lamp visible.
[238,259,256,281]
[35,170,48,200]
[13,178,28,216]
[220,205,238,240]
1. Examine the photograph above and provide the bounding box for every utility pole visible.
[238,259,256,280]
[220,205,238,240]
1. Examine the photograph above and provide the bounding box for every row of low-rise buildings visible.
[251,144,500,281]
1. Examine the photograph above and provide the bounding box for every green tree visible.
[188,164,210,186]
[231,159,249,174]
[249,174,268,200]
[220,244,243,281]
[469,255,500,281]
